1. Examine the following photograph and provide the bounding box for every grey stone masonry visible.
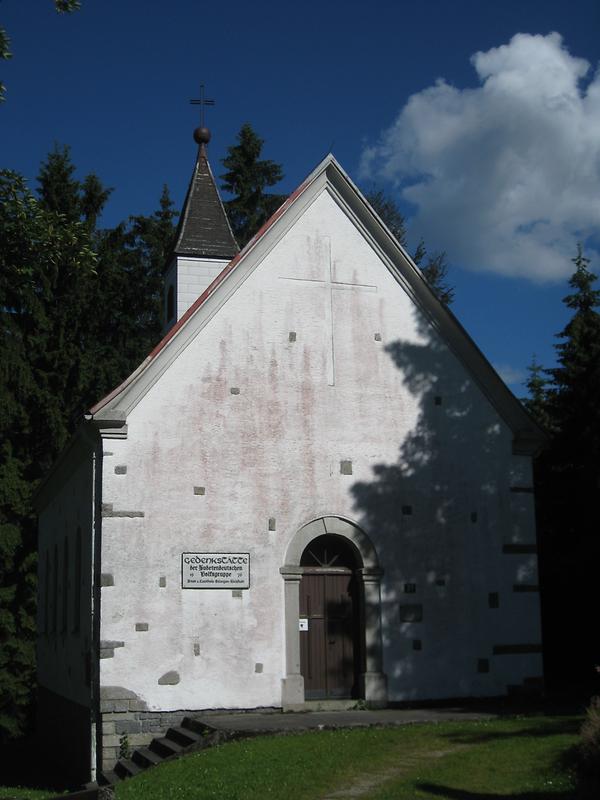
[100,641,125,659]
[158,671,180,685]
[101,708,196,771]
[102,503,144,518]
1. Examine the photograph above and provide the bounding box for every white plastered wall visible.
[164,256,230,331]
[99,187,542,710]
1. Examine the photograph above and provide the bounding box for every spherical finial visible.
[194,126,211,145]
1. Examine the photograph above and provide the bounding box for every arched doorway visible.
[300,534,361,699]
[280,516,387,709]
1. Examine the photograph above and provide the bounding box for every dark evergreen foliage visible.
[0,148,177,742]
[0,168,96,740]
[366,189,408,248]
[418,250,454,306]
[522,355,553,433]
[531,245,600,687]
[220,124,286,247]
[366,190,454,305]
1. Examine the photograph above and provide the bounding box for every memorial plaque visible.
[182,553,250,589]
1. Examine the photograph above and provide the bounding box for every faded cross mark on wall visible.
[279,235,376,386]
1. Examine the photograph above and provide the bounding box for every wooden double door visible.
[299,569,361,699]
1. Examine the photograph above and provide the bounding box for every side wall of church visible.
[37,436,95,782]
[97,189,542,727]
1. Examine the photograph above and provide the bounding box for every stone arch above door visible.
[284,516,380,570]
[280,516,387,709]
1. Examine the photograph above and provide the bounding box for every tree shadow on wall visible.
[350,302,533,698]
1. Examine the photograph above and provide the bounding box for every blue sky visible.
[2,0,599,394]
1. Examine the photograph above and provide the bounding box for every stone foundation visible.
[101,708,198,769]
[99,686,279,770]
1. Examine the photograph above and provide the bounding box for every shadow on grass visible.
[415,732,600,800]
[416,775,600,800]
[439,717,582,745]
[415,784,572,799]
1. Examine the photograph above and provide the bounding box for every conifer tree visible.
[0,168,96,741]
[534,245,600,686]
[366,190,454,305]
[544,245,600,538]
[37,144,112,229]
[522,355,552,432]
[418,250,454,306]
[366,189,408,248]
[220,124,286,247]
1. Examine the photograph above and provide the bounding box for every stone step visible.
[114,758,143,779]
[150,736,185,758]
[166,725,204,748]
[181,716,218,736]
[132,746,164,768]
[97,769,120,786]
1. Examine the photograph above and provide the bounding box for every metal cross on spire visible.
[190,84,215,128]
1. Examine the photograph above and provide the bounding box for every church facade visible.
[35,136,544,780]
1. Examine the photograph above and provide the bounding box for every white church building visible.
[35,126,544,780]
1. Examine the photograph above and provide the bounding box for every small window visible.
[300,535,359,569]
[167,285,175,322]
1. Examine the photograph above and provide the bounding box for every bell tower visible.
[164,121,239,333]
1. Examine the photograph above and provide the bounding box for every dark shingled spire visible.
[173,143,239,259]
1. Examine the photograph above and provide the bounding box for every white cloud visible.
[360,33,600,282]
[493,363,526,387]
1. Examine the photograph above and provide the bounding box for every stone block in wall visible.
[100,686,147,714]
[101,700,129,713]
[127,733,153,748]
[141,719,164,733]
[115,719,142,734]
[102,734,122,748]
[158,670,180,685]
[103,746,119,766]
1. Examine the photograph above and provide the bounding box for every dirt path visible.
[321,746,470,799]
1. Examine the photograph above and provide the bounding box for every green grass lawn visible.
[114,715,585,800]
[0,788,59,800]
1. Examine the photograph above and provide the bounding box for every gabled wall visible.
[97,186,542,725]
